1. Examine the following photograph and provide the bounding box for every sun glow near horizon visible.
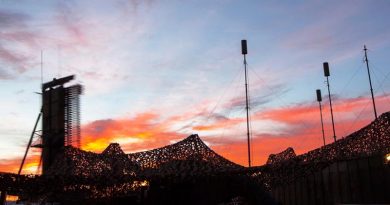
[1,0,390,173]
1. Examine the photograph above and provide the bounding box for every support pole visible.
[244,54,251,167]
[242,39,251,167]
[0,190,6,205]
[319,102,326,146]
[363,45,378,120]
[316,89,326,146]
[18,109,42,175]
[323,62,336,142]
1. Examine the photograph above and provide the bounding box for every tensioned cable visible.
[372,68,390,104]
[211,65,258,166]
[337,49,390,137]
[177,65,243,132]
[332,61,364,137]
[369,63,390,106]
[345,68,390,134]
[247,66,321,150]
[248,63,330,155]
[361,48,390,107]
[200,54,386,158]
[213,68,246,140]
[337,62,364,100]
[246,65,299,157]
[204,66,244,123]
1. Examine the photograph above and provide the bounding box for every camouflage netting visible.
[1,112,390,203]
[46,134,243,177]
[266,147,296,165]
[128,134,243,174]
[252,111,390,188]
[1,135,246,202]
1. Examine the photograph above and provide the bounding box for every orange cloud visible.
[1,95,388,173]
[81,112,186,153]
[0,152,41,174]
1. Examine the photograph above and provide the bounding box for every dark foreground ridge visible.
[1,112,390,204]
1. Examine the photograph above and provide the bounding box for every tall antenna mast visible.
[316,89,326,146]
[323,62,336,142]
[241,39,251,167]
[363,45,378,120]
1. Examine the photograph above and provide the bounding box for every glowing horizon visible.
[1,0,390,174]
[1,94,388,174]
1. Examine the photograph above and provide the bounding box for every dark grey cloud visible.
[14,89,25,95]
[0,10,29,27]
[0,9,38,76]
[208,113,229,121]
[174,112,230,133]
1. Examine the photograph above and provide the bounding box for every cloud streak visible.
[0,10,39,75]
[81,112,186,152]
[0,0,389,174]
[0,93,389,173]
[77,94,390,166]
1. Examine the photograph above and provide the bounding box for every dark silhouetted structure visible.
[40,75,82,174]
[19,76,83,176]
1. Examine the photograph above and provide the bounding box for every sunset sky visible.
[1,0,390,173]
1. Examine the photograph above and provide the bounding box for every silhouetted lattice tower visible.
[41,75,82,174]
[19,75,83,175]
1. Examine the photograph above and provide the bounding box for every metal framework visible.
[19,75,83,175]
[41,76,83,174]
[64,85,82,147]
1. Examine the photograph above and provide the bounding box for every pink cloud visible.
[1,93,388,173]
[55,2,90,48]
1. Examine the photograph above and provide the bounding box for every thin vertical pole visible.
[319,101,326,146]
[241,39,251,167]
[317,89,325,146]
[363,45,378,120]
[244,54,251,167]
[326,76,337,142]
